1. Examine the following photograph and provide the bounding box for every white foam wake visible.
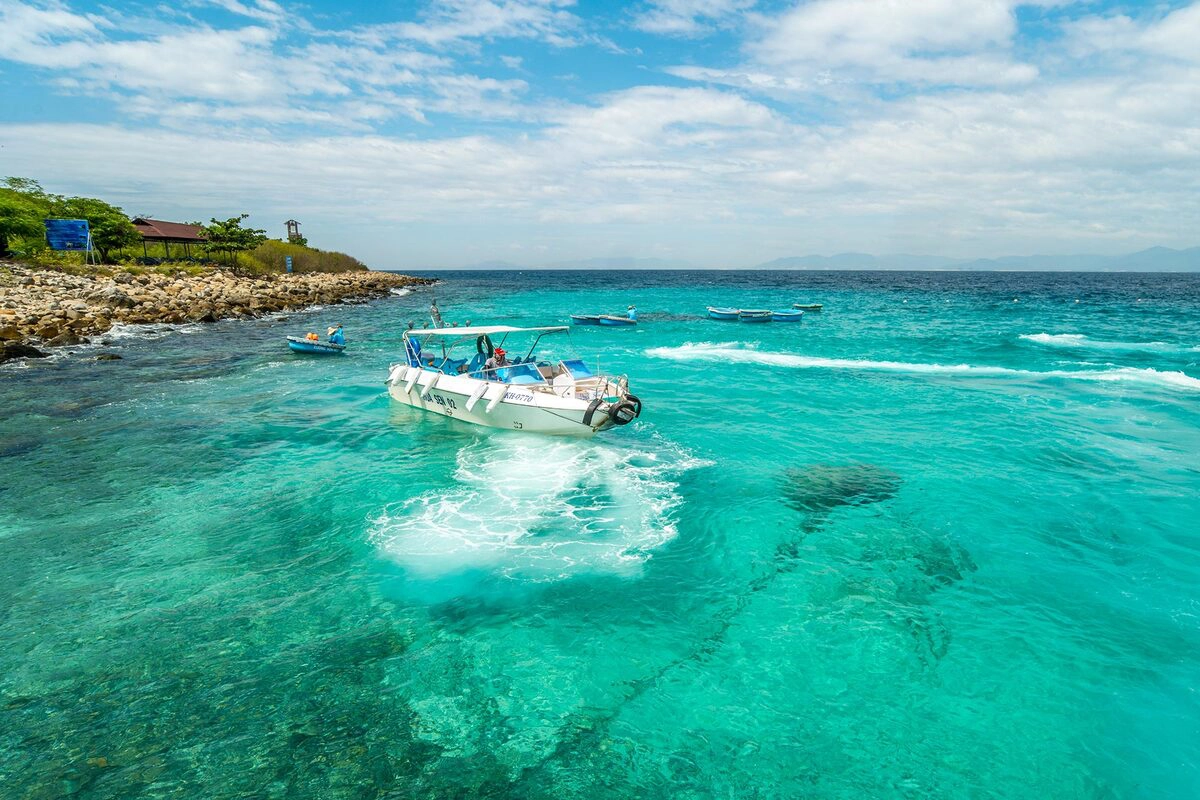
[389,287,412,297]
[1019,332,1198,354]
[646,343,1200,392]
[370,436,706,583]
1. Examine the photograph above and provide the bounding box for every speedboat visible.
[597,315,637,327]
[571,314,601,325]
[387,325,642,437]
[287,336,345,354]
[772,309,805,322]
[707,306,739,320]
[738,309,773,322]
[793,303,823,311]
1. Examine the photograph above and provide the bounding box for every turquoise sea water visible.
[2,270,1199,798]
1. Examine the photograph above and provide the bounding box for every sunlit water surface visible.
[2,270,1198,798]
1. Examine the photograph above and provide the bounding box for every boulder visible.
[95,353,122,361]
[0,342,49,362]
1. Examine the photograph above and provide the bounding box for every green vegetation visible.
[0,178,54,257]
[239,239,367,274]
[196,214,268,268]
[1,177,138,262]
[2,176,372,274]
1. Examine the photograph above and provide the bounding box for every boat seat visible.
[467,353,486,379]
[560,359,594,380]
[440,357,468,375]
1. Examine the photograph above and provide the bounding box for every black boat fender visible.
[476,334,494,358]
[583,398,604,427]
[609,399,640,426]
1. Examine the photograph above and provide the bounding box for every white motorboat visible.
[387,325,642,437]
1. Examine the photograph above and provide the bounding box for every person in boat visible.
[483,346,510,380]
[627,305,637,321]
[327,325,345,346]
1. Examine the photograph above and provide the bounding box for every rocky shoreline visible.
[0,262,432,362]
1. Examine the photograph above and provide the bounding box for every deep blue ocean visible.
[2,269,1198,798]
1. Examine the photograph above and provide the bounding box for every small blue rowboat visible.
[287,336,346,355]
[772,309,805,322]
[793,303,823,311]
[738,309,773,323]
[571,314,601,325]
[707,306,739,320]
[597,315,637,326]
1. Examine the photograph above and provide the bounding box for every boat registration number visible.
[423,392,457,411]
[504,391,535,404]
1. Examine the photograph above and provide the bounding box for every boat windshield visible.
[403,326,602,384]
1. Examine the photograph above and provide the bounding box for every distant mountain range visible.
[452,246,1199,271]
[755,246,1200,272]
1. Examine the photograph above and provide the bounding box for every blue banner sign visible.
[285,256,293,273]
[44,219,90,252]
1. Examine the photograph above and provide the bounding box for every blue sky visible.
[1,0,1198,268]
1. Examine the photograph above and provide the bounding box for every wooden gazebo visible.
[131,218,206,258]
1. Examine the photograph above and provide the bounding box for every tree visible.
[197,214,268,268]
[0,177,53,257]
[51,196,140,263]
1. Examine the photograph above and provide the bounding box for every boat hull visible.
[387,368,617,437]
[707,307,739,320]
[597,315,636,326]
[772,310,804,322]
[287,337,345,354]
[739,310,773,322]
[571,315,601,325]
[793,304,823,311]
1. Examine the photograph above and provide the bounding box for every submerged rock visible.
[781,463,902,514]
[95,353,123,361]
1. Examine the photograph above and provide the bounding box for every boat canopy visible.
[406,325,569,337]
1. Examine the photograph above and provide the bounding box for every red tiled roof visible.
[132,218,206,242]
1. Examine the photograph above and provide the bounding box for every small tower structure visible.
[285,219,302,243]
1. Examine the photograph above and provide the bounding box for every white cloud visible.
[631,0,755,36]
[1066,3,1200,63]
[745,0,1036,88]
[372,0,583,48]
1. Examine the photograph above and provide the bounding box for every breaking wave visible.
[1019,333,1199,354]
[370,435,707,584]
[646,343,1200,392]
[389,288,413,297]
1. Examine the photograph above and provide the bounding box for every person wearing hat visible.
[483,346,510,380]
[327,325,345,346]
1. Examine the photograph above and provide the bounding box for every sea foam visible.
[1019,332,1198,354]
[646,343,1200,392]
[370,436,706,583]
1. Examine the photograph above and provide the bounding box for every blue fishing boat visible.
[738,309,773,323]
[793,303,824,311]
[707,306,739,320]
[571,314,601,325]
[772,309,805,322]
[287,336,346,355]
[597,315,637,327]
